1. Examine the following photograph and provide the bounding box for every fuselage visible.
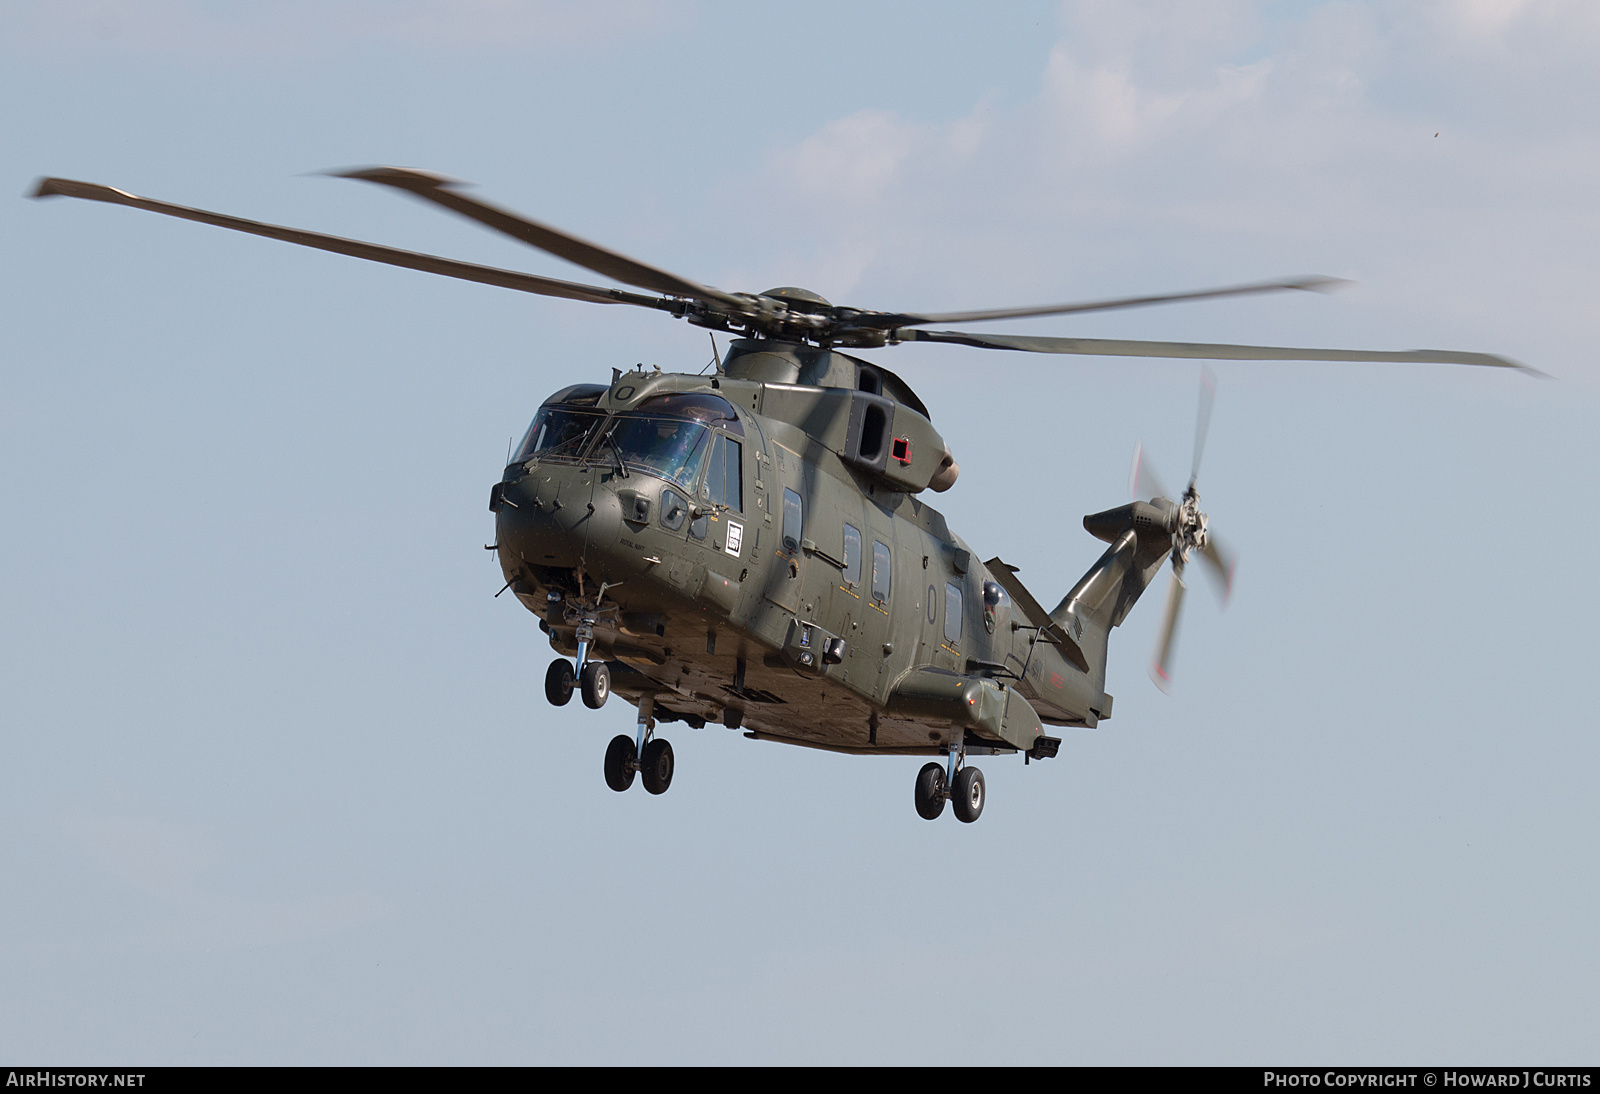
[493,341,1109,756]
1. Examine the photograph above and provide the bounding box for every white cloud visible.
[1040,45,1269,150]
[751,104,998,300]
[737,0,1600,376]
[1443,0,1555,37]
[771,109,919,206]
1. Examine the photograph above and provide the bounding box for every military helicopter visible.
[31,169,1534,823]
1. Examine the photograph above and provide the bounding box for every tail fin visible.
[1050,501,1175,673]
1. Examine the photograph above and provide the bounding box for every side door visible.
[760,443,806,615]
[796,472,852,624]
[852,505,897,701]
[681,429,749,615]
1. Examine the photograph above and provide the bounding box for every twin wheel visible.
[544,658,674,796]
[915,761,986,823]
[545,657,610,709]
[604,734,674,795]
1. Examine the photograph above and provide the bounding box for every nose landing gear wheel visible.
[545,659,575,707]
[580,661,610,709]
[604,734,636,792]
[952,766,985,823]
[640,738,674,795]
[914,762,947,820]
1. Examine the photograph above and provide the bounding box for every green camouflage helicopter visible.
[32,169,1533,822]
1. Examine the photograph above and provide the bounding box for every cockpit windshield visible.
[604,393,741,489]
[608,415,710,490]
[513,404,605,462]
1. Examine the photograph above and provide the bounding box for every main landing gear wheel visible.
[914,762,947,820]
[580,661,610,709]
[545,659,575,707]
[952,766,985,824]
[604,734,636,792]
[640,738,674,795]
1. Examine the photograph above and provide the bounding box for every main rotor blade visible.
[896,328,1538,373]
[332,167,748,311]
[1150,569,1187,692]
[844,276,1347,331]
[31,177,676,310]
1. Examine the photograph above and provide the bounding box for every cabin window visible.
[782,489,803,554]
[704,434,743,513]
[514,405,605,462]
[842,524,862,587]
[872,540,891,604]
[944,582,964,644]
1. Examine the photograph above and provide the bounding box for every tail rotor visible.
[1132,367,1237,691]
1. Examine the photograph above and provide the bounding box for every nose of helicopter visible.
[492,466,632,585]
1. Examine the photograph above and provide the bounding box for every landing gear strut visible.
[914,734,984,822]
[572,620,609,709]
[543,611,609,709]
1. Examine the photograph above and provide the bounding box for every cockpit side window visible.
[704,435,743,513]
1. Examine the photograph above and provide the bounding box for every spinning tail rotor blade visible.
[29,177,676,309]
[895,328,1538,374]
[330,166,748,311]
[1199,534,1236,604]
[1191,365,1217,487]
[1129,441,1171,502]
[1150,570,1188,692]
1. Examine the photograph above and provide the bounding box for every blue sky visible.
[2,0,1596,1063]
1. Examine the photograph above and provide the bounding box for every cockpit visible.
[512,388,745,502]
[606,392,742,492]
[512,384,607,463]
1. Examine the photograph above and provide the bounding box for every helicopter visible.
[31,168,1535,823]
